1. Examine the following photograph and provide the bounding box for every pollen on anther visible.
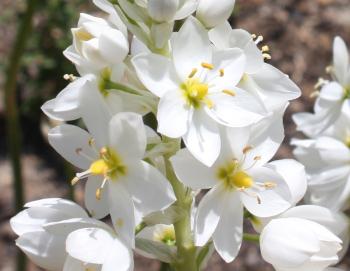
[201,62,214,70]
[243,145,253,154]
[264,182,277,189]
[222,89,236,96]
[188,68,198,78]
[219,69,225,77]
[71,177,79,186]
[263,53,271,60]
[261,45,270,52]
[95,188,102,200]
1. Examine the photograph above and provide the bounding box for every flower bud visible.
[196,0,235,28]
[260,217,342,271]
[147,0,179,22]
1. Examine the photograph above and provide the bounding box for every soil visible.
[1,0,350,270]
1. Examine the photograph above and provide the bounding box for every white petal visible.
[213,192,243,263]
[319,81,344,102]
[102,239,133,271]
[195,184,226,246]
[220,126,250,161]
[16,231,66,271]
[63,46,96,75]
[48,124,96,169]
[63,256,101,271]
[132,53,180,97]
[99,28,128,64]
[79,79,112,147]
[242,167,291,217]
[260,218,321,268]
[174,0,198,20]
[170,148,217,189]
[157,90,191,138]
[85,176,110,219]
[108,182,136,247]
[108,112,146,161]
[208,89,266,127]
[333,36,349,85]
[66,228,115,264]
[183,109,221,166]
[267,159,307,206]
[122,161,176,216]
[314,137,350,164]
[171,16,211,81]
[208,22,232,49]
[208,48,246,89]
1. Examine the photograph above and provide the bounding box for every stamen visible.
[222,89,236,96]
[238,188,262,204]
[201,62,214,70]
[254,155,261,161]
[63,74,76,81]
[261,45,269,52]
[219,69,225,77]
[188,68,198,78]
[310,91,320,98]
[325,66,333,74]
[243,145,254,154]
[251,34,257,39]
[96,188,102,200]
[88,138,95,147]
[71,177,80,186]
[263,182,277,189]
[255,35,264,44]
[75,148,94,161]
[263,53,271,60]
[204,98,214,109]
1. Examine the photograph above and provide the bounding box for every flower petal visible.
[63,255,101,271]
[183,108,221,167]
[108,112,147,161]
[213,191,243,263]
[102,239,133,271]
[195,184,227,246]
[48,124,96,169]
[85,176,110,219]
[99,28,129,64]
[333,36,349,85]
[132,53,180,97]
[157,90,191,138]
[122,161,176,216]
[171,16,212,81]
[170,148,217,189]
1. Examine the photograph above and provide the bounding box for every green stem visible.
[243,233,260,243]
[163,138,197,271]
[4,1,38,271]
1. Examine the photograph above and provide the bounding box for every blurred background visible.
[1,0,350,270]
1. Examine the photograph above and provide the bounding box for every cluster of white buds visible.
[10,1,350,271]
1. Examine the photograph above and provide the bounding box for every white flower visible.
[293,36,350,137]
[292,107,350,211]
[209,22,301,112]
[64,13,128,75]
[196,0,235,28]
[10,198,108,271]
[66,227,133,271]
[133,17,266,166]
[260,216,342,271]
[48,112,176,247]
[171,112,306,262]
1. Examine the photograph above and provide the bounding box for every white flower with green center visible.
[292,107,350,211]
[48,112,176,247]
[293,36,350,137]
[209,22,301,112]
[132,16,266,166]
[171,112,307,262]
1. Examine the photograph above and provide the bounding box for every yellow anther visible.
[264,182,277,189]
[263,53,271,60]
[219,69,225,77]
[75,29,93,41]
[100,147,108,156]
[204,98,214,109]
[71,177,80,186]
[251,34,257,39]
[261,45,269,52]
[243,145,253,154]
[90,159,108,175]
[88,138,95,146]
[201,62,214,70]
[63,74,76,81]
[95,188,102,200]
[222,89,236,96]
[230,171,254,189]
[188,68,198,78]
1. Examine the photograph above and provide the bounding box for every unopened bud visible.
[196,0,236,28]
[148,0,179,22]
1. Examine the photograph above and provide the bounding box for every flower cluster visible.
[10,1,350,271]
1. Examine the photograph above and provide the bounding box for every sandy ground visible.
[1,0,350,270]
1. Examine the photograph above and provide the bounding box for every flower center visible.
[153,226,176,246]
[89,147,127,180]
[217,160,254,190]
[75,28,93,42]
[181,77,212,109]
